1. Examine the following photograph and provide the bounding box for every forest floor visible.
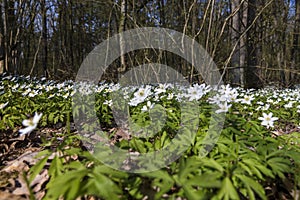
[0,126,72,200]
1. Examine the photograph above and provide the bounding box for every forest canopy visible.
[0,0,299,88]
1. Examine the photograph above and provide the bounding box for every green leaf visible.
[142,170,174,199]
[29,155,49,182]
[189,172,222,188]
[201,158,225,173]
[48,155,64,178]
[235,174,266,200]
[48,112,54,123]
[45,169,88,200]
[242,159,264,180]
[216,177,240,200]
[131,138,147,153]
[83,166,122,200]
[267,157,291,178]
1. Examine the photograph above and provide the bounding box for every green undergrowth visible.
[1,75,300,199]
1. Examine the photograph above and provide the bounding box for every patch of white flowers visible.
[2,75,300,132]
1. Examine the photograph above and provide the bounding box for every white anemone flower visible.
[261,104,270,111]
[297,105,300,113]
[134,85,152,99]
[209,94,227,104]
[154,84,167,95]
[19,112,43,136]
[186,85,203,101]
[239,94,255,105]
[0,102,8,109]
[129,86,152,106]
[141,101,154,112]
[226,88,239,102]
[258,112,278,128]
[103,99,113,107]
[284,101,294,109]
[219,84,232,94]
[215,102,232,113]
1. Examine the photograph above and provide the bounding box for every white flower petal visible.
[19,126,35,136]
[22,119,32,126]
[33,113,43,124]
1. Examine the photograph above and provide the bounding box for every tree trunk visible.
[41,0,48,78]
[0,2,4,74]
[239,1,248,87]
[1,0,8,73]
[245,0,262,89]
[292,0,300,76]
[118,0,127,73]
[230,0,241,86]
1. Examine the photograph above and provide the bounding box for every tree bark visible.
[230,0,241,86]
[41,0,48,78]
[1,0,8,73]
[292,0,300,74]
[118,0,127,73]
[239,1,248,87]
[245,0,262,89]
[0,2,4,74]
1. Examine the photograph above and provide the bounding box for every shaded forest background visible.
[0,0,299,88]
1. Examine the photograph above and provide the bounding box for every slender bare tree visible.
[230,0,242,86]
[245,0,262,88]
[118,0,127,73]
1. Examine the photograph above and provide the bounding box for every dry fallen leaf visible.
[0,191,27,200]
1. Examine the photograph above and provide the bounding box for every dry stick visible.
[203,0,217,84]
[182,1,197,39]
[104,3,114,76]
[181,0,197,82]
[188,0,241,84]
[210,0,246,85]
[205,0,215,51]
[190,0,225,83]
[30,34,42,76]
[114,1,160,82]
[195,0,214,40]
[217,0,275,86]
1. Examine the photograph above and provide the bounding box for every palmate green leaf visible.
[237,162,253,176]
[54,115,59,124]
[242,159,264,180]
[235,174,266,200]
[189,172,222,188]
[176,156,202,182]
[154,138,161,150]
[265,148,287,159]
[226,126,242,135]
[45,168,89,200]
[93,164,128,180]
[285,149,300,164]
[173,158,216,199]
[201,158,225,173]
[160,131,171,147]
[142,170,174,199]
[214,177,239,200]
[83,166,122,200]
[127,177,144,199]
[267,157,291,179]
[65,161,86,170]
[48,155,64,178]
[131,138,147,153]
[29,155,49,182]
[239,150,274,178]
[182,184,207,200]
[48,112,54,123]
[255,164,274,178]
